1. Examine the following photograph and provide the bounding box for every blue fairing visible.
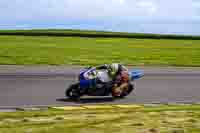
[79,68,96,89]
[80,79,96,89]
[79,69,87,80]
[129,70,144,80]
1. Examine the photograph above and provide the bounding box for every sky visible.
[0,0,200,35]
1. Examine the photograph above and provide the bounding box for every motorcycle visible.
[66,66,144,100]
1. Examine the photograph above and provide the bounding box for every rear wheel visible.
[66,83,80,100]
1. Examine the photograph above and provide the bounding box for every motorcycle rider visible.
[82,63,129,96]
[96,63,129,97]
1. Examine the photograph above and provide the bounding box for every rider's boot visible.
[112,83,129,97]
[112,84,121,97]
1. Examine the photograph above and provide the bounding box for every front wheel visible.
[65,83,80,100]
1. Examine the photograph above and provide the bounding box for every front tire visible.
[66,83,80,100]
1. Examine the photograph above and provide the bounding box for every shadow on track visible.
[57,97,115,104]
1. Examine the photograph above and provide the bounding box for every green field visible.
[1,104,200,133]
[0,35,200,66]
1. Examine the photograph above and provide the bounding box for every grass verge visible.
[0,35,200,66]
[0,104,200,133]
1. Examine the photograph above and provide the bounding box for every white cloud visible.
[0,0,199,21]
[64,0,158,18]
[0,0,159,21]
[119,0,125,5]
[137,1,157,14]
[0,0,200,35]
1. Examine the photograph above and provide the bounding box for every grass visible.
[1,104,200,133]
[0,35,200,66]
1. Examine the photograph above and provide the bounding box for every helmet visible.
[108,63,119,77]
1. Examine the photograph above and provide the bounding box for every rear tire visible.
[66,83,80,100]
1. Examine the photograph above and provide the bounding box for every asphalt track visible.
[0,66,200,107]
